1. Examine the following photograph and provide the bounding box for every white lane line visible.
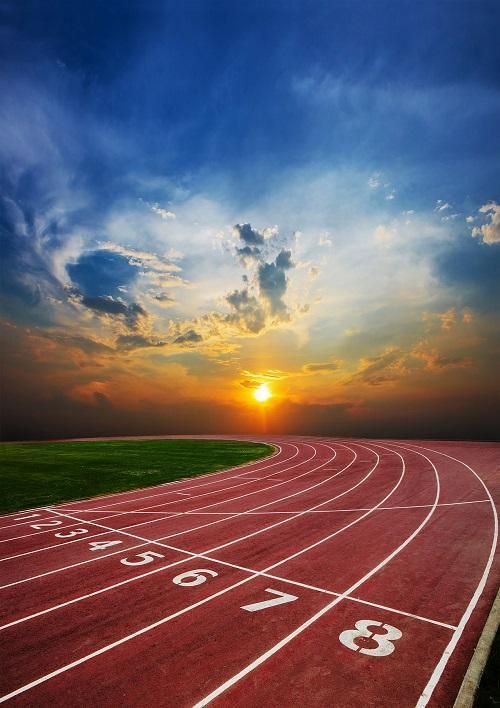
[0,517,61,532]
[38,440,286,512]
[0,441,410,701]
[196,556,457,631]
[393,442,498,708]
[0,541,159,592]
[51,444,297,514]
[0,441,285,527]
[48,499,490,516]
[0,444,319,561]
[193,441,442,707]
[0,443,330,585]
[0,443,349,624]
[0,513,128,545]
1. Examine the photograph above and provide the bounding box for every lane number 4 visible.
[339,619,402,657]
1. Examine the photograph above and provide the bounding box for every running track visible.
[0,436,498,707]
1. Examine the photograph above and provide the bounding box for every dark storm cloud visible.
[234,223,264,246]
[173,329,203,345]
[257,250,294,316]
[67,250,138,298]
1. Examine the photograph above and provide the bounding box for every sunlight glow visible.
[253,384,271,403]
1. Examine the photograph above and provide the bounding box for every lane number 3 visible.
[339,619,402,657]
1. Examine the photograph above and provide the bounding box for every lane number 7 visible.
[241,588,298,612]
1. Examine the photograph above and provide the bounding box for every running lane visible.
[0,437,497,708]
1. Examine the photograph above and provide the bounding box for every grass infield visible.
[0,439,274,514]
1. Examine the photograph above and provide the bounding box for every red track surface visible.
[0,436,498,707]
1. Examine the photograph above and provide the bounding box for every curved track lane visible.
[0,436,498,707]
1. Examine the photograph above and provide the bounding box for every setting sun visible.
[253,384,271,403]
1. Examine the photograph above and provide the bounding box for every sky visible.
[1,0,499,441]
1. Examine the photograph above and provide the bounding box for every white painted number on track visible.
[30,520,63,529]
[241,588,298,613]
[172,569,218,587]
[339,620,402,657]
[55,528,88,539]
[14,513,40,521]
[89,540,123,552]
[120,551,165,566]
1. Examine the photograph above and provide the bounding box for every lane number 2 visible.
[30,520,63,529]
[241,588,298,612]
[339,620,402,657]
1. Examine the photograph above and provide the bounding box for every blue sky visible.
[1,0,499,439]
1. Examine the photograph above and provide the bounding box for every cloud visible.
[153,293,175,306]
[374,224,397,244]
[48,334,115,355]
[173,329,203,345]
[439,307,457,331]
[79,295,147,329]
[303,361,340,373]
[149,203,176,220]
[352,349,406,386]
[435,200,452,212]
[368,173,382,189]
[233,223,265,246]
[223,288,267,334]
[258,250,294,316]
[472,202,500,245]
[116,334,167,350]
[236,245,261,262]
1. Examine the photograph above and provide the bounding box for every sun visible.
[253,383,271,403]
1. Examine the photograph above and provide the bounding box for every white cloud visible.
[373,224,397,244]
[471,202,500,245]
[368,173,382,189]
[150,203,176,220]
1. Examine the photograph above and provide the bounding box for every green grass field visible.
[0,439,273,514]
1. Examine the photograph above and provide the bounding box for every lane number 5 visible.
[120,551,164,566]
[339,619,402,657]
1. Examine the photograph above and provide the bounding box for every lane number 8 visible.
[339,619,402,657]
